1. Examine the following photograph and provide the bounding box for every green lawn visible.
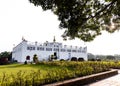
[0,64,40,74]
[0,61,117,86]
[0,63,62,78]
[0,63,57,86]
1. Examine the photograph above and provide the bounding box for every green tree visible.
[33,54,38,63]
[0,51,12,61]
[106,55,115,60]
[29,0,120,41]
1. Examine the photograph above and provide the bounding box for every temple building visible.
[12,38,87,62]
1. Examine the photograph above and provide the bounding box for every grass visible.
[0,63,49,86]
[0,61,118,86]
[0,63,59,78]
[0,64,37,74]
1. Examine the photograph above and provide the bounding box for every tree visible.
[0,51,12,61]
[29,0,120,41]
[0,51,12,65]
[33,54,38,63]
[106,55,115,60]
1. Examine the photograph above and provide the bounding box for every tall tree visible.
[29,0,120,41]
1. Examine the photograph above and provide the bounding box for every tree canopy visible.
[0,51,12,61]
[29,0,120,41]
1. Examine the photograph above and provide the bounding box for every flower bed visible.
[43,69,118,86]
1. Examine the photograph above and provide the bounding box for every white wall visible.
[12,41,88,62]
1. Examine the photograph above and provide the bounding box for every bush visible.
[33,54,38,63]
[60,59,65,61]
[0,57,9,65]
[78,58,84,61]
[88,58,96,61]
[96,58,101,61]
[24,61,27,64]
[71,57,77,61]
[14,60,18,62]
[0,61,117,85]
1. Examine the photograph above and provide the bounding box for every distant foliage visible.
[0,57,9,65]
[0,51,12,65]
[106,55,115,60]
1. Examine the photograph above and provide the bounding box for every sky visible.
[0,0,120,55]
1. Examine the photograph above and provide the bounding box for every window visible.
[72,50,76,52]
[54,48,59,51]
[61,49,66,52]
[78,50,81,52]
[33,47,35,50]
[37,47,39,50]
[46,48,52,51]
[37,47,44,51]
[54,45,59,47]
[27,46,35,50]
[82,50,85,53]
[27,47,30,50]
[40,47,44,51]
[67,49,71,52]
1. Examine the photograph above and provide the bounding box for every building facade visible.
[12,39,87,62]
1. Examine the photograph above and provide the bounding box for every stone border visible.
[43,70,118,86]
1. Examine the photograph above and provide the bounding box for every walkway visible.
[86,70,120,86]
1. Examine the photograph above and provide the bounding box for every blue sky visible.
[0,0,120,55]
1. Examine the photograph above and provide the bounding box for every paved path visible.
[86,70,120,86]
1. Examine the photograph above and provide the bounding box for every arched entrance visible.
[26,55,30,60]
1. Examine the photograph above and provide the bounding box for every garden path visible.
[86,70,120,86]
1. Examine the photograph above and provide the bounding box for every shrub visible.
[78,58,84,61]
[0,61,118,85]
[88,58,96,61]
[71,57,77,61]
[33,54,38,63]
[0,57,9,65]
[60,59,65,61]
[96,58,101,61]
[13,60,18,62]
[24,61,27,64]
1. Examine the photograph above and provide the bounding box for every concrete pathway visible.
[86,70,120,86]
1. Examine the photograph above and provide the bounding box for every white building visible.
[12,38,87,62]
